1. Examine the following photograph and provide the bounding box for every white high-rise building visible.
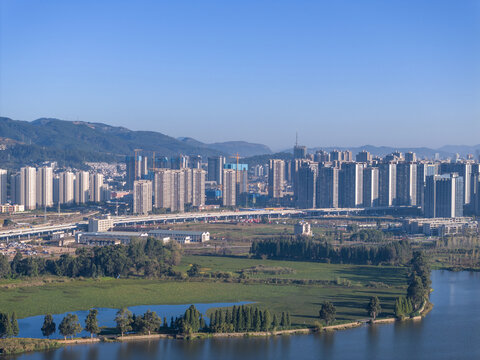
[191,169,206,207]
[154,169,172,209]
[89,173,104,203]
[172,170,185,212]
[183,169,193,204]
[36,167,53,208]
[223,169,236,207]
[20,167,37,210]
[0,169,7,204]
[268,159,285,198]
[379,163,397,207]
[133,180,152,215]
[75,171,90,204]
[363,167,379,207]
[59,172,75,204]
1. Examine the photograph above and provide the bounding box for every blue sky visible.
[1,0,479,150]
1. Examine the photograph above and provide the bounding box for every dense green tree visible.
[411,251,431,291]
[261,310,272,331]
[85,309,100,338]
[41,314,56,338]
[272,314,279,330]
[10,252,22,275]
[139,310,162,335]
[10,312,19,336]
[0,254,10,278]
[280,312,287,328]
[250,238,412,265]
[183,305,201,332]
[366,297,381,320]
[187,264,200,277]
[394,297,414,318]
[58,314,82,340]
[0,312,13,338]
[319,301,336,325]
[286,312,291,327]
[254,309,261,332]
[115,308,133,337]
[407,275,426,310]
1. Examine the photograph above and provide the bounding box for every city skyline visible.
[1,0,479,149]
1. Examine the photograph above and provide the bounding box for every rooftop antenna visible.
[295,132,298,147]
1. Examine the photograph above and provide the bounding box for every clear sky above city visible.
[0,0,479,150]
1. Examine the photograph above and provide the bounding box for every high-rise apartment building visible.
[190,155,202,169]
[20,167,37,210]
[356,151,371,163]
[363,167,379,207]
[297,163,317,208]
[171,171,185,212]
[0,169,7,204]
[153,169,172,209]
[440,162,472,205]
[417,163,438,211]
[207,156,225,185]
[314,150,330,163]
[425,174,464,218]
[58,171,75,205]
[75,171,90,204]
[183,169,193,204]
[396,163,417,206]
[171,155,189,170]
[191,169,206,207]
[133,180,152,215]
[379,163,397,206]
[268,159,285,198]
[126,155,148,190]
[89,173,104,203]
[340,163,364,207]
[10,173,20,205]
[293,145,307,159]
[222,169,236,207]
[36,167,53,208]
[405,152,417,163]
[316,166,339,208]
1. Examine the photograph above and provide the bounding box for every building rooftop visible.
[149,229,209,235]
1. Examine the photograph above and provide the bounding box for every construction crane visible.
[229,153,243,185]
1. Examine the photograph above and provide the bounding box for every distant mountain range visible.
[177,137,272,157]
[0,116,477,170]
[0,117,271,168]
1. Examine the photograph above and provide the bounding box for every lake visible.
[8,270,480,359]
[16,302,252,339]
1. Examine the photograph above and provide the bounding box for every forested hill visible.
[0,117,222,168]
[0,117,275,169]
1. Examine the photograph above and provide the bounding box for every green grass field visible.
[178,255,408,287]
[158,222,295,242]
[0,255,408,326]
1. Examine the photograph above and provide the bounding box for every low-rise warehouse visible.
[76,231,148,246]
[148,230,210,243]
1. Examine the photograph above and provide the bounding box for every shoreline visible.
[1,310,431,356]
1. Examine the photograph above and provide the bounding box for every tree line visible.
[250,237,412,265]
[395,251,432,318]
[317,296,382,327]
[0,312,19,338]
[0,238,182,279]
[209,305,291,333]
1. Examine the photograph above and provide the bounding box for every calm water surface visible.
[9,270,480,360]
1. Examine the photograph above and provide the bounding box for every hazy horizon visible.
[1,0,479,149]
